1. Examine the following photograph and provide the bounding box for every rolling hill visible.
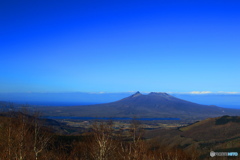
[144,115,240,159]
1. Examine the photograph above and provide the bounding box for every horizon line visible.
[0,91,240,95]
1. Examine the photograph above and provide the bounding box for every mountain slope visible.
[179,116,240,141]
[144,115,240,159]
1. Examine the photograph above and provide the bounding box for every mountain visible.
[38,91,240,120]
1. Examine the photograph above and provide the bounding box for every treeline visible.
[0,109,197,160]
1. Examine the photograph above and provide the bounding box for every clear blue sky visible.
[1,0,240,93]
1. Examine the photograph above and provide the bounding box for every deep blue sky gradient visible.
[1,0,240,92]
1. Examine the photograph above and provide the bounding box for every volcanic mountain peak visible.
[130,91,142,98]
[148,92,170,96]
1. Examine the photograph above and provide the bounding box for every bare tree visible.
[87,121,117,160]
[0,106,52,160]
[32,111,52,160]
[129,118,144,144]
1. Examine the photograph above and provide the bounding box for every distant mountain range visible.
[1,92,240,108]
[36,92,240,120]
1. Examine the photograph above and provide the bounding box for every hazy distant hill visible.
[0,111,85,135]
[38,92,240,120]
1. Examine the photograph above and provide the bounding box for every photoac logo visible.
[210,151,238,157]
[210,151,216,157]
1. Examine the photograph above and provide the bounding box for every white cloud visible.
[190,91,212,94]
[168,91,240,95]
[87,92,106,94]
[216,91,240,95]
